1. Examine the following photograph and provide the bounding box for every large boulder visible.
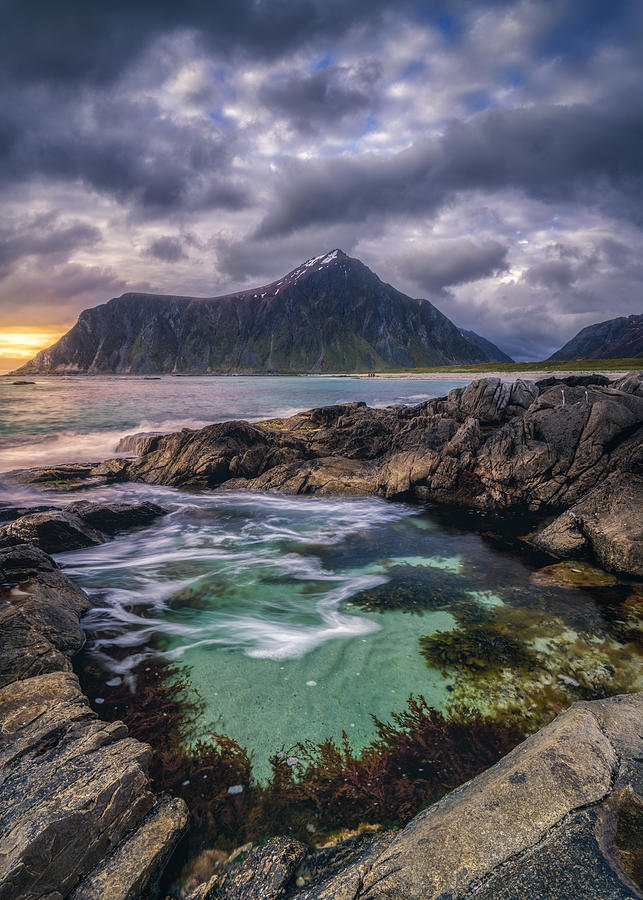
[65,499,166,534]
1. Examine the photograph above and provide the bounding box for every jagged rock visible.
[0,509,105,553]
[68,797,188,900]
[0,671,158,899]
[531,472,643,575]
[293,694,641,900]
[186,837,307,900]
[65,500,167,534]
[0,544,90,688]
[612,370,643,397]
[448,377,538,424]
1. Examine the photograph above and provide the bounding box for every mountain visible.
[458,329,514,363]
[548,314,643,361]
[15,250,492,375]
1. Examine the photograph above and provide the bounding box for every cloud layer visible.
[1,0,642,358]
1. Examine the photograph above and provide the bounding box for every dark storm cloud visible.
[0,92,249,216]
[258,63,379,133]
[524,259,575,289]
[145,236,188,262]
[0,0,465,87]
[256,101,643,236]
[0,214,101,277]
[397,238,508,293]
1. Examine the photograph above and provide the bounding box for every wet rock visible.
[0,508,105,553]
[68,796,189,900]
[531,560,618,588]
[0,544,90,688]
[0,671,158,899]
[298,694,641,900]
[65,499,167,534]
[186,837,307,900]
[115,431,164,455]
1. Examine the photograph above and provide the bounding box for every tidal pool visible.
[58,484,642,781]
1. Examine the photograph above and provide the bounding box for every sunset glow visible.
[0,332,63,358]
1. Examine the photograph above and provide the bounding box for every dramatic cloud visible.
[1,0,642,359]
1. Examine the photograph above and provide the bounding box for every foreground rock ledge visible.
[188,694,642,900]
[0,543,188,900]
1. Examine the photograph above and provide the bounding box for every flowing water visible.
[1,376,641,781]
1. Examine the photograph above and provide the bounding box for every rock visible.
[114,432,164,455]
[0,671,158,899]
[8,373,642,574]
[298,694,641,900]
[0,544,90,688]
[186,837,307,900]
[531,472,643,575]
[68,797,188,900]
[0,504,53,524]
[611,370,643,397]
[65,499,167,534]
[0,508,105,553]
[448,377,538,424]
[535,374,611,389]
[530,560,618,588]
[11,380,35,385]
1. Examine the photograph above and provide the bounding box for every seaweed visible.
[419,623,541,674]
[350,564,469,615]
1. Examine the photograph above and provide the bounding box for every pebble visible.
[287,757,299,767]
[94,698,104,704]
[306,680,317,686]
[227,784,244,794]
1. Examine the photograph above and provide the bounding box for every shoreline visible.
[325,368,638,381]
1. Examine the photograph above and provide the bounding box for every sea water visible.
[1,375,640,780]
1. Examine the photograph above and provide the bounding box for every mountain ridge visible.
[15,250,496,374]
[548,313,643,361]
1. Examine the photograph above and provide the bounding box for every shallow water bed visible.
[59,484,642,782]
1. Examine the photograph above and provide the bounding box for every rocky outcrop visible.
[8,373,642,572]
[0,501,166,554]
[187,837,308,900]
[36,372,634,573]
[13,251,490,375]
[0,543,188,898]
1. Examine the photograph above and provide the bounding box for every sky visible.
[0,0,642,369]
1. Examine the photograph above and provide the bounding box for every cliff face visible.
[15,251,489,374]
[548,313,643,361]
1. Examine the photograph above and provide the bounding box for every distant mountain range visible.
[14,250,512,375]
[548,314,643,361]
[459,329,514,363]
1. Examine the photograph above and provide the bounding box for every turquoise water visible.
[1,374,640,781]
[0,374,467,472]
[55,483,642,781]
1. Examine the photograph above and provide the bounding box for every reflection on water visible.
[58,484,642,780]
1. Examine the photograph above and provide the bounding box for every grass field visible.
[371,357,643,375]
